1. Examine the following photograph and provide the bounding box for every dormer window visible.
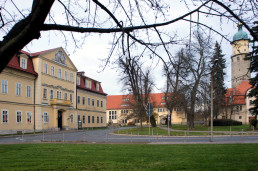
[86,79,92,89]
[76,76,80,85]
[96,83,99,91]
[19,54,29,70]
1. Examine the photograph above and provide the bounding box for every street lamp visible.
[210,59,218,142]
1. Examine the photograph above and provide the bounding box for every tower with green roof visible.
[231,22,250,88]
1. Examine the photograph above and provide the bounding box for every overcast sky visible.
[2,0,249,95]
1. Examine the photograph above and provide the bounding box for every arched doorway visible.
[58,110,63,130]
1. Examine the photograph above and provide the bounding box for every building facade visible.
[218,23,254,124]
[0,47,107,134]
[106,93,186,126]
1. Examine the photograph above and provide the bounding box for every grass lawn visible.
[115,125,256,136]
[0,143,257,170]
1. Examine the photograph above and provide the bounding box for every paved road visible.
[0,127,258,144]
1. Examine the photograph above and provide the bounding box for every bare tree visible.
[182,30,213,129]
[119,56,156,128]
[163,48,189,127]
[0,0,257,73]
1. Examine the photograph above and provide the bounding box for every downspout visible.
[33,76,36,133]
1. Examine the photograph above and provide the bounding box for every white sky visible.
[1,0,252,95]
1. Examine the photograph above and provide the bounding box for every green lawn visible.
[115,125,255,136]
[0,144,257,170]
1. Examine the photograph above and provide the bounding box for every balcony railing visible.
[50,98,72,106]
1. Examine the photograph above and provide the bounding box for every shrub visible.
[210,119,242,126]
[249,118,257,128]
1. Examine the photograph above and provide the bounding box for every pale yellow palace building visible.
[0,47,107,134]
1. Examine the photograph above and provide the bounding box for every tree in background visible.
[119,56,156,128]
[164,48,189,127]
[211,42,227,118]
[246,21,258,128]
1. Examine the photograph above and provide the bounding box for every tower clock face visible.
[55,50,66,64]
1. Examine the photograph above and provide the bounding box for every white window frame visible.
[16,83,22,96]
[82,96,85,105]
[43,63,48,74]
[1,110,8,123]
[50,89,54,99]
[57,90,62,99]
[44,112,49,123]
[70,73,73,82]
[77,96,80,104]
[97,100,99,107]
[70,94,73,102]
[96,83,99,91]
[21,58,27,69]
[27,112,32,124]
[58,68,62,79]
[65,71,68,81]
[64,92,68,100]
[51,66,55,76]
[76,77,80,85]
[26,85,31,97]
[16,111,22,123]
[1,80,8,94]
[43,88,47,99]
[70,114,74,123]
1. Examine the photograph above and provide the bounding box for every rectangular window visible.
[21,58,27,69]
[97,100,99,107]
[64,93,68,100]
[16,111,22,123]
[78,115,80,121]
[43,88,47,99]
[27,112,32,123]
[70,73,73,82]
[82,97,85,105]
[77,77,80,85]
[70,94,73,102]
[44,112,49,123]
[92,116,94,123]
[70,114,74,123]
[96,83,99,91]
[76,77,81,85]
[86,80,92,89]
[50,90,54,99]
[58,69,62,79]
[101,101,103,108]
[26,85,31,97]
[240,105,242,111]
[51,66,55,76]
[101,117,103,123]
[88,116,90,123]
[44,63,48,74]
[16,83,21,96]
[57,90,62,99]
[1,80,8,94]
[65,71,68,81]
[77,96,80,104]
[88,98,90,106]
[92,99,94,106]
[109,111,112,120]
[97,116,99,123]
[83,115,85,123]
[2,110,8,123]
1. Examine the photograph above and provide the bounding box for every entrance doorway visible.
[58,110,62,130]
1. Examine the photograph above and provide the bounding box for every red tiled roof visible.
[6,53,37,76]
[225,81,252,105]
[77,73,107,96]
[20,48,57,57]
[107,93,166,110]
